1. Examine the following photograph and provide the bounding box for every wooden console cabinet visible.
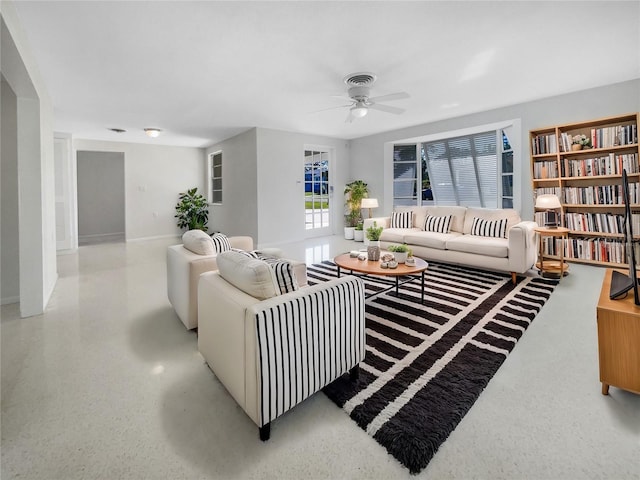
[596,269,640,395]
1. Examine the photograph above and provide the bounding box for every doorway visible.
[304,148,332,237]
[77,151,125,245]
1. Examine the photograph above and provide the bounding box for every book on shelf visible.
[532,133,557,155]
[541,236,640,265]
[590,124,638,149]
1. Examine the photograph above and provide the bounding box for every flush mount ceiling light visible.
[144,128,161,138]
[109,128,126,133]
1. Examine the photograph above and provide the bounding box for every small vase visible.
[353,230,364,242]
[393,252,408,264]
[571,144,582,151]
[367,241,381,261]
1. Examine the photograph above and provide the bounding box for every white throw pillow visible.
[182,229,215,255]
[423,214,452,233]
[470,217,508,238]
[216,251,280,300]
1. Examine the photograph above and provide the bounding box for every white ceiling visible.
[11,1,640,148]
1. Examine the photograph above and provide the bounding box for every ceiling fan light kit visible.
[144,128,161,138]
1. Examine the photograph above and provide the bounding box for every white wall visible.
[1,5,58,317]
[72,139,206,240]
[205,128,258,239]
[1,77,20,304]
[256,128,350,246]
[350,79,640,221]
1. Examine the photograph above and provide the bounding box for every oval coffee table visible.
[333,253,429,304]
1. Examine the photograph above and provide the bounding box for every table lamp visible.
[361,198,379,218]
[535,194,562,228]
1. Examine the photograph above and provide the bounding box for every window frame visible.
[386,119,520,212]
[208,150,222,205]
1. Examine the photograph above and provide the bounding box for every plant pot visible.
[344,227,355,240]
[571,144,582,151]
[353,229,364,242]
[367,241,381,261]
[393,252,408,264]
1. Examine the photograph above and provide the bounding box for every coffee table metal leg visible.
[421,271,425,304]
[395,276,399,296]
[337,265,341,278]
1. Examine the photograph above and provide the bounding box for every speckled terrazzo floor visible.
[2,236,639,479]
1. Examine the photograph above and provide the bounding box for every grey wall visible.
[350,79,640,221]
[206,128,259,240]
[1,77,20,304]
[77,151,125,242]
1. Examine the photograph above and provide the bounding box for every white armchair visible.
[198,251,365,440]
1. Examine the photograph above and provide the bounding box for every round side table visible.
[534,226,570,279]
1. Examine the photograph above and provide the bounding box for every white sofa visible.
[198,250,365,440]
[167,231,307,330]
[364,206,537,283]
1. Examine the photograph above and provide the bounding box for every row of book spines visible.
[541,237,639,264]
[590,124,638,149]
[563,213,640,235]
[560,153,638,177]
[531,134,557,155]
[561,184,640,205]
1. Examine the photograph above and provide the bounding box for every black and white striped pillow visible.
[391,211,413,228]
[423,214,452,233]
[470,217,508,238]
[260,258,298,294]
[231,248,260,258]
[211,233,232,253]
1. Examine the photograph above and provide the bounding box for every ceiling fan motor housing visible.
[347,86,371,102]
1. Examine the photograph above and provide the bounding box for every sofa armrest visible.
[246,276,366,426]
[507,221,538,274]
[363,216,390,231]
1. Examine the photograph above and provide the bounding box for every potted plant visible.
[572,134,591,151]
[387,243,411,263]
[344,180,369,239]
[366,221,383,260]
[175,187,209,232]
[354,221,364,242]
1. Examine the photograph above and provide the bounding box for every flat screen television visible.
[609,169,640,304]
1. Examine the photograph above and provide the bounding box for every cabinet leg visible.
[601,383,609,396]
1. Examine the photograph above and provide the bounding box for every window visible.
[209,151,222,204]
[392,124,515,209]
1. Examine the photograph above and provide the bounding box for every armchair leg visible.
[349,365,360,382]
[511,272,517,284]
[259,423,271,441]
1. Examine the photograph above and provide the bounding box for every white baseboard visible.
[126,234,181,243]
[78,232,125,245]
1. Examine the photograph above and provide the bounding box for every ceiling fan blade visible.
[368,91,410,103]
[369,103,405,115]
[310,104,352,114]
[331,95,355,103]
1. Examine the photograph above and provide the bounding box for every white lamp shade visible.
[535,194,561,210]
[351,106,368,118]
[361,198,379,209]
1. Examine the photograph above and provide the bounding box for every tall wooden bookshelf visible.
[531,113,640,267]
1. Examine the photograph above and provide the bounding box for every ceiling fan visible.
[324,72,410,123]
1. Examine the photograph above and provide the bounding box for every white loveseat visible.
[198,250,365,440]
[167,230,307,330]
[364,206,537,283]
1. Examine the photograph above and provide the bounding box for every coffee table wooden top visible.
[334,252,428,276]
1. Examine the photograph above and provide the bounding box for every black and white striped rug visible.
[307,260,557,474]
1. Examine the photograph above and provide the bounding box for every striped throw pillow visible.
[231,248,260,258]
[391,211,413,228]
[211,233,232,253]
[260,258,299,295]
[423,214,452,233]
[470,217,508,238]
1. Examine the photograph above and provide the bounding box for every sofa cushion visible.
[426,206,468,233]
[463,207,521,236]
[182,229,215,255]
[470,217,508,239]
[254,256,299,294]
[446,235,509,258]
[211,233,232,253]
[216,251,279,300]
[380,227,420,243]
[403,231,463,250]
[423,214,452,233]
[391,211,413,228]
